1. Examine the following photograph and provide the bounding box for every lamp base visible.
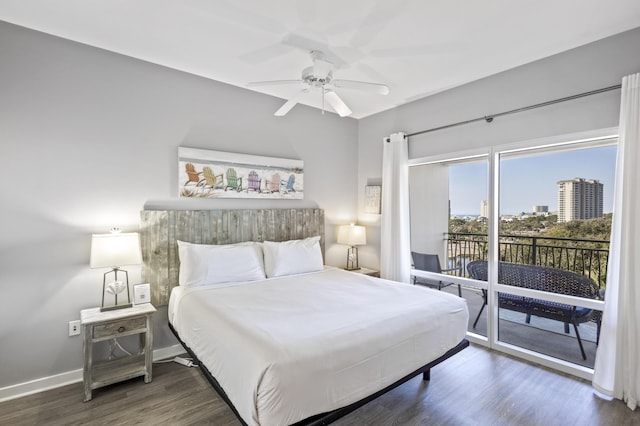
[345,246,359,271]
[100,303,132,312]
[101,268,132,312]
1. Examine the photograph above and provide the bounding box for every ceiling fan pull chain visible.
[322,88,325,115]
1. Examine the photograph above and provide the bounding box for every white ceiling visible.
[2,0,640,119]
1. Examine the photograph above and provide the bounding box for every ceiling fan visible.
[247,51,389,117]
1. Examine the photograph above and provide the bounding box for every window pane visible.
[495,144,615,368]
[409,159,489,338]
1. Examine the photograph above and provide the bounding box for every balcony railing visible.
[446,232,610,289]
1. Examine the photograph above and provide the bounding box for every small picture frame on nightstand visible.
[133,283,151,305]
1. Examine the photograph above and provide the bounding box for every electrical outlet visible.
[68,320,81,337]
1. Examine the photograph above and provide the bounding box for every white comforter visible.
[169,267,468,426]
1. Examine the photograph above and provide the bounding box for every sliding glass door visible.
[408,130,615,377]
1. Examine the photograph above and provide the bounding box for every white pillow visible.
[177,240,265,286]
[263,236,323,278]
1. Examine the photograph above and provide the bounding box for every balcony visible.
[441,232,609,367]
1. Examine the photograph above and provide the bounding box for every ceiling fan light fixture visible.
[302,66,332,87]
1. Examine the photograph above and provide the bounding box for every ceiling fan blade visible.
[282,33,349,68]
[332,79,390,95]
[238,43,291,64]
[324,91,352,117]
[184,0,286,35]
[348,0,411,49]
[247,80,302,88]
[274,99,298,116]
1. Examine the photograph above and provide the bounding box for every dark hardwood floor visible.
[1,345,638,425]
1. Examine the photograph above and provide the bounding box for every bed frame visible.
[169,322,468,426]
[142,208,469,425]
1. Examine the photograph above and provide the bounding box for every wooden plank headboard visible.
[140,209,325,306]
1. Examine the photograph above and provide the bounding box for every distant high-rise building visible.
[557,178,603,222]
[533,205,548,213]
[480,200,489,218]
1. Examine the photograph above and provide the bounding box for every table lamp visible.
[337,224,366,271]
[90,228,142,311]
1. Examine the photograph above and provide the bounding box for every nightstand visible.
[81,304,156,401]
[348,267,380,278]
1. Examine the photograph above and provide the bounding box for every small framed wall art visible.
[364,185,382,214]
[133,283,151,305]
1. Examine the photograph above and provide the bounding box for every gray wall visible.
[357,26,640,264]
[0,21,358,388]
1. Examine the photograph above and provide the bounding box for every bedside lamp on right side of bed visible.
[337,224,366,271]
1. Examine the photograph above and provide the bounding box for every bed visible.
[141,209,469,426]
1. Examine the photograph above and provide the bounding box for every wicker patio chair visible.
[467,261,601,360]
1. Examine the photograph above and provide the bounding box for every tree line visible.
[449,213,612,242]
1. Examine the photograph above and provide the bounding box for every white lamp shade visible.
[337,224,366,246]
[90,232,142,268]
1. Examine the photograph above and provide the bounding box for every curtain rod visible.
[385,84,622,142]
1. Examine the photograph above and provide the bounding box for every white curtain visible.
[380,132,411,282]
[593,72,640,410]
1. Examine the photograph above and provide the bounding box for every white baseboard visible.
[152,343,185,361]
[0,344,185,403]
[0,369,83,403]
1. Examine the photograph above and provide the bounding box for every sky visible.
[449,145,617,216]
